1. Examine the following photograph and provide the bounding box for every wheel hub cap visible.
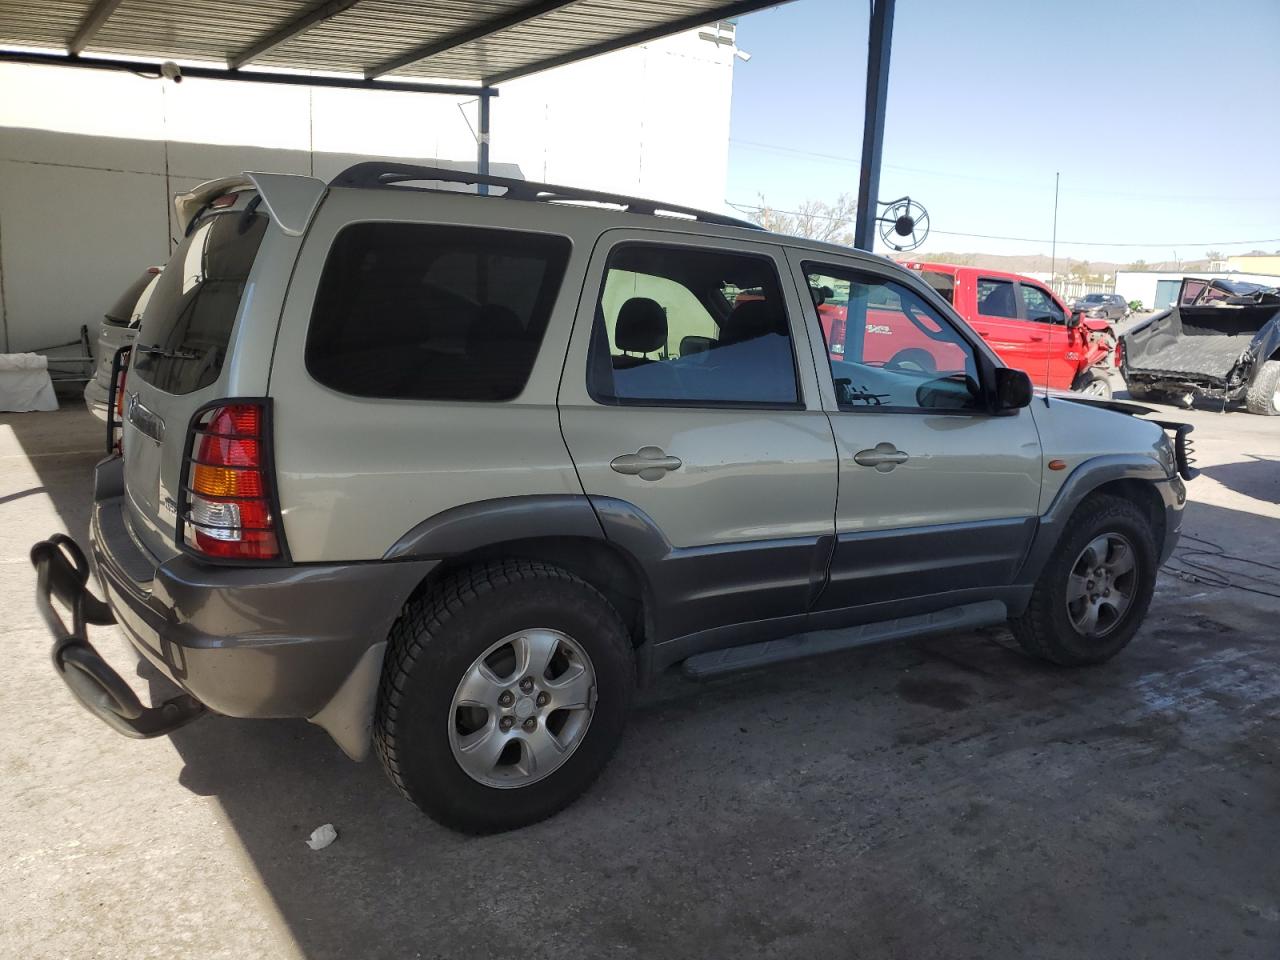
[1065,533,1138,639]
[448,629,596,789]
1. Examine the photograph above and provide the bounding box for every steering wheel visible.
[884,348,938,375]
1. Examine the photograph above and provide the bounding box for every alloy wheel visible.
[1065,533,1138,638]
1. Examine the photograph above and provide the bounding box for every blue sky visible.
[727,0,1280,261]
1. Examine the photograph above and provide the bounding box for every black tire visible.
[374,560,634,833]
[1244,359,1280,416]
[886,348,937,374]
[1073,368,1113,400]
[1125,382,1161,403]
[1010,494,1158,666]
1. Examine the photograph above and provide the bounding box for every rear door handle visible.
[610,446,682,481]
[853,442,909,472]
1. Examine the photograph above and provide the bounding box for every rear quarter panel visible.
[267,187,593,562]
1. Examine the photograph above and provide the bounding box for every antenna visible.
[1045,172,1059,406]
[874,196,929,252]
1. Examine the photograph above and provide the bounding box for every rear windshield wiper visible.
[135,344,199,361]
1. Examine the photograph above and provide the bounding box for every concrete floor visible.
[1,400,1277,960]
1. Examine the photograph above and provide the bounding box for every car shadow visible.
[141,513,1280,959]
[1197,455,1280,503]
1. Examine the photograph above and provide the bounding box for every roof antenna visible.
[1045,171,1059,406]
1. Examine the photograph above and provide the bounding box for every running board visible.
[681,600,1007,679]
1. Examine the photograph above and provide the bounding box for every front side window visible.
[134,207,268,394]
[805,264,981,413]
[1021,284,1066,324]
[306,223,570,401]
[588,244,799,406]
[976,278,1018,319]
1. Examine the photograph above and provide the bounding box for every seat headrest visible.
[719,299,787,346]
[615,297,667,354]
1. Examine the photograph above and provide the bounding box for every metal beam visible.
[477,91,492,194]
[69,0,125,55]
[482,0,786,85]
[0,50,497,98]
[365,0,577,80]
[853,0,894,251]
[229,0,361,70]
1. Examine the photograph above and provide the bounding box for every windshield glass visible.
[133,205,268,395]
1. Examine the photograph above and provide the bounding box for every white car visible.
[83,267,162,421]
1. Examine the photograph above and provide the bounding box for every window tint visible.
[104,270,156,327]
[805,264,981,412]
[976,278,1017,318]
[919,270,956,305]
[134,208,267,394]
[588,244,799,406]
[1021,285,1066,323]
[306,223,570,402]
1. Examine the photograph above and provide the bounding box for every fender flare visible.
[382,494,605,560]
[1017,454,1175,583]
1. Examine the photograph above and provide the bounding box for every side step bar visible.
[682,600,1007,679]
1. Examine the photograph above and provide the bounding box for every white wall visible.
[1114,270,1280,310]
[0,30,735,353]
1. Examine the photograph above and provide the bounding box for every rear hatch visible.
[89,269,161,400]
[121,190,269,564]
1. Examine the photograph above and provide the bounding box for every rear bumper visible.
[35,457,437,751]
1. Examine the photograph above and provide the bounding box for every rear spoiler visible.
[174,172,326,238]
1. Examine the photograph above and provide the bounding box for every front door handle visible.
[853,442,909,473]
[610,446,683,481]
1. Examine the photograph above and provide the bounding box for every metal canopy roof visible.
[0,0,780,87]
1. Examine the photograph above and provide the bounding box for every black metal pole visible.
[477,90,492,195]
[853,0,895,251]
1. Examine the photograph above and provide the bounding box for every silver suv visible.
[33,165,1195,833]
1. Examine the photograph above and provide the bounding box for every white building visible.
[1114,270,1280,311]
[0,27,738,354]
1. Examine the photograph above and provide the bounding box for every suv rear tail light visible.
[105,345,132,454]
[180,401,286,561]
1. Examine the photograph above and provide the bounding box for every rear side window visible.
[919,270,955,305]
[306,223,570,401]
[134,207,267,394]
[976,278,1017,318]
[587,243,800,407]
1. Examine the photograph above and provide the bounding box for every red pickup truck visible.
[815,263,1118,397]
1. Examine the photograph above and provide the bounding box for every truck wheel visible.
[1011,494,1157,666]
[1244,360,1280,416]
[1074,369,1113,399]
[374,560,634,833]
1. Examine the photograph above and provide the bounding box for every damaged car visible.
[1122,277,1280,415]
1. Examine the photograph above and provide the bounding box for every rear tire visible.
[374,560,634,833]
[1011,494,1157,666]
[1244,360,1280,416]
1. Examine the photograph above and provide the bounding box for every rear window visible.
[919,270,955,305]
[104,270,155,326]
[305,223,571,402]
[134,205,268,394]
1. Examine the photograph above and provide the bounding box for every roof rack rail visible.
[330,162,762,231]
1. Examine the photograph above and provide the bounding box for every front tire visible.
[1074,368,1113,400]
[1011,494,1157,666]
[1244,359,1280,416]
[374,560,634,833]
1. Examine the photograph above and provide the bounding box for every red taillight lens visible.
[182,402,282,561]
[108,345,131,455]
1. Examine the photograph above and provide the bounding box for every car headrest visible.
[719,299,787,346]
[615,297,667,354]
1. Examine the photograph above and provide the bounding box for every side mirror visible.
[1065,312,1082,328]
[995,367,1033,410]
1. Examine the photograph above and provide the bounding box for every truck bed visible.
[1126,335,1247,378]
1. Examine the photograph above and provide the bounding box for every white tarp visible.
[0,353,59,412]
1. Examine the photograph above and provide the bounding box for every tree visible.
[1205,250,1224,262]
[1124,259,1149,272]
[749,194,856,246]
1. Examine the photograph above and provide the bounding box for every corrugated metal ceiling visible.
[0,0,778,85]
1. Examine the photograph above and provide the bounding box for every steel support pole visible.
[853,0,895,251]
[477,91,492,195]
